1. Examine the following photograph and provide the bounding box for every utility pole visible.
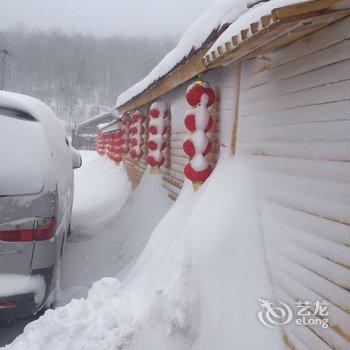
[0,49,9,90]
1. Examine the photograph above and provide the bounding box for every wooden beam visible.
[217,45,224,56]
[240,28,250,40]
[248,8,350,57]
[261,14,272,27]
[272,0,345,20]
[250,21,260,34]
[231,35,239,46]
[230,61,242,156]
[162,176,183,189]
[207,20,294,68]
[168,193,178,201]
[207,8,350,69]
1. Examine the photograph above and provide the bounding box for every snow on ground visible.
[69,151,130,237]
[5,152,283,350]
[59,151,172,304]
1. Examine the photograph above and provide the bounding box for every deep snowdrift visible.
[5,153,283,349]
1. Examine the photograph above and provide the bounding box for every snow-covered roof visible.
[204,0,349,65]
[208,0,307,55]
[80,111,120,127]
[117,0,347,110]
[97,119,118,130]
[116,0,250,108]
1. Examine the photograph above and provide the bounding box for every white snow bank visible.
[116,0,248,107]
[60,152,172,300]
[70,152,131,234]
[209,0,309,54]
[7,153,282,349]
[107,168,173,279]
[0,274,45,304]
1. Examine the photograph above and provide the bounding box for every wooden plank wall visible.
[125,157,147,189]
[237,17,350,349]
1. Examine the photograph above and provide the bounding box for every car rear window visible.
[0,110,48,196]
[0,106,37,122]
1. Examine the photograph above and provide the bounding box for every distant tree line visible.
[0,27,176,123]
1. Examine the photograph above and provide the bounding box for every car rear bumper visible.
[0,293,39,321]
[0,266,55,322]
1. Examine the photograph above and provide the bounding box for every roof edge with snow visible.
[116,0,350,113]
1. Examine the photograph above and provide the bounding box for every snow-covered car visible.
[0,91,81,321]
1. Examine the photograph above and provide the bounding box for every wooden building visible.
[73,111,119,150]
[114,0,350,348]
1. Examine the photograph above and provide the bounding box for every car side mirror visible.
[71,147,82,169]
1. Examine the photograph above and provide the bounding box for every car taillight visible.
[0,299,16,309]
[0,218,35,242]
[35,217,56,241]
[0,217,56,242]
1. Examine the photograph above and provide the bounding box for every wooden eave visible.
[117,0,350,114]
[204,0,350,68]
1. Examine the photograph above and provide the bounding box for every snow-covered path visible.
[59,151,172,304]
[59,151,131,301]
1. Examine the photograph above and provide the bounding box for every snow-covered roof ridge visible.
[207,0,309,59]
[80,110,120,127]
[97,119,119,130]
[116,0,249,108]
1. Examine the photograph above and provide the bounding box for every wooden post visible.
[0,49,8,90]
[230,61,242,156]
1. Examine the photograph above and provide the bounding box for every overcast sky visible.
[0,0,218,38]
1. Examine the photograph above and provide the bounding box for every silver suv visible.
[0,91,81,321]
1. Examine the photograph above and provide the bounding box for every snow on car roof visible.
[0,91,57,126]
[0,91,69,166]
[116,0,250,108]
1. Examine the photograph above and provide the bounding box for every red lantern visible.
[122,115,131,126]
[150,108,159,118]
[147,153,165,167]
[184,110,213,132]
[186,81,215,108]
[184,162,212,183]
[130,147,144,159]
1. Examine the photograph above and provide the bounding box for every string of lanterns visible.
[183,81,215,191]
[147,100,169,174]
[130,111,146,161]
